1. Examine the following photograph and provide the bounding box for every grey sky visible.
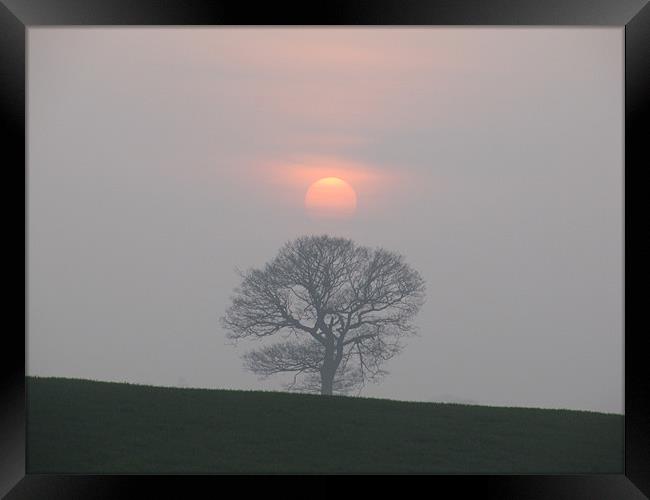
[28,28,623,413]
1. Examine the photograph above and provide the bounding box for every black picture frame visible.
[2,0,648,497]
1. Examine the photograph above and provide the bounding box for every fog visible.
[28,28,623,413]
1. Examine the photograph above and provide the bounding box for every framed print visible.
[1,0,649,497]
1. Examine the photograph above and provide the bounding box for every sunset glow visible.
[305,177,357,217]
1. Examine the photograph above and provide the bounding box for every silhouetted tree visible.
[221,235,426,396]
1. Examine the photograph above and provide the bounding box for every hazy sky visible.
[28,28,623,413]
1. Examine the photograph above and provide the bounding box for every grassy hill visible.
[27,377,623,474]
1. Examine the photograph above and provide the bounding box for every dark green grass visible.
[27,377,623,474]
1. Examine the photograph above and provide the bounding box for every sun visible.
[305,177,357,217]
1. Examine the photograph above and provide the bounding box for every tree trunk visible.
[320,344,336,395]
[320,335,338,396]
[320,366,335,395]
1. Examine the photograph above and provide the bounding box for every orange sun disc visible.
[304,177,357,217]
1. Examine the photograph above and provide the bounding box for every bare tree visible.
[221,235,426,396]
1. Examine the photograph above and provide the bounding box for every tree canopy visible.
[222,235,425,395]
